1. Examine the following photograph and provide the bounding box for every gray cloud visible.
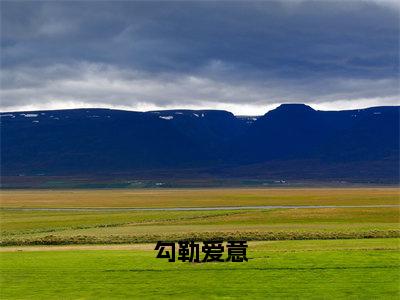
[1,0,399,114]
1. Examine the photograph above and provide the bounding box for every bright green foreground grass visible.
[1,239,399,299]
[2,207,399,245]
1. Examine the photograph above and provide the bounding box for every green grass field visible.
[1,207,399,245]
[1,187,399,208]
[1,239,399,299]
[1,188,399,245]
[1,188,399,299]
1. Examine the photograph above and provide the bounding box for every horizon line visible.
[1,103,399,116]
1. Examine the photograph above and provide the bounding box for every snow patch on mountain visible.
[159,116,174,120]
[21,113,38,117]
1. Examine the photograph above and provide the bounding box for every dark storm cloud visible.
[1,1,399,114]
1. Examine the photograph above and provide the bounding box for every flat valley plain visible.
[1,187,399,299]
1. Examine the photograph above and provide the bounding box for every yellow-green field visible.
[1,207,399,245]
[1,187,400,299]
[2,187,399,208]
[1,188,399,245]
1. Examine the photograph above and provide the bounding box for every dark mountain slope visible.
[319,106,399,162]
[229,104,399,165]
[1,109,232,174]
[229,104,330,162]
[148,110,248,153]
[1,105,398,182]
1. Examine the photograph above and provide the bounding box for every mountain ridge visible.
[1,104,399,183]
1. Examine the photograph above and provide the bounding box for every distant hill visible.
[1,104,399,184]
[231,104,399,163]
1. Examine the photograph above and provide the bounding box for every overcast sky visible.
[1,0,399,115]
